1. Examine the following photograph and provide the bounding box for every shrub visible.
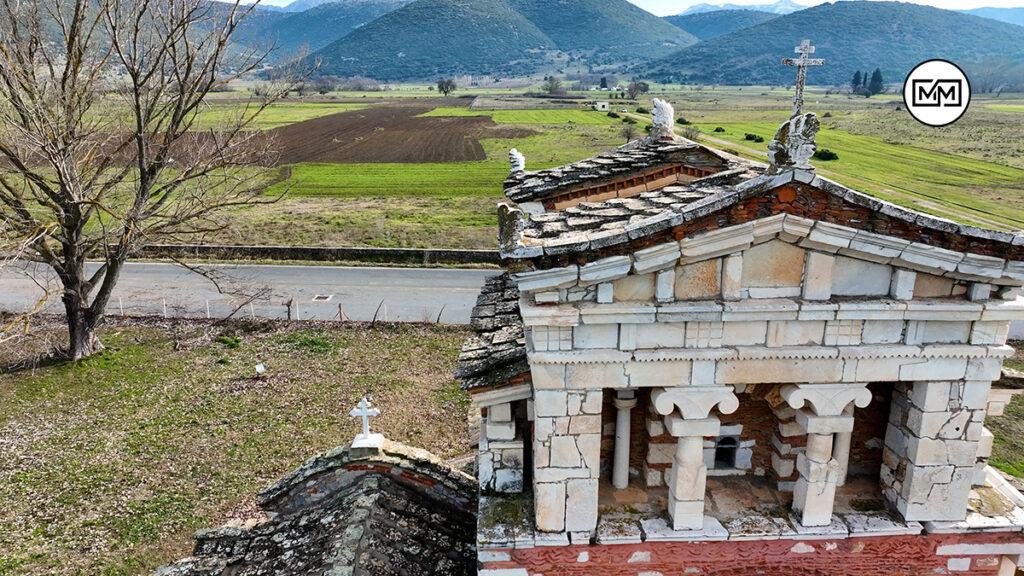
[681,126,701,140]
[676,117,691,125]
[822,112,833,118]
[713,127,725,133]
[636,106,649,114]
[744,133,765,143]
[623,117,636,124]
[813,148,839,161]
[607,111,620,119]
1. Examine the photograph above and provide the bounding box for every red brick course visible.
[481,531,1020,575]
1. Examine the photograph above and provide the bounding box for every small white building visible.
[594,101,609,112]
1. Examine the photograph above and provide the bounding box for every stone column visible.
[652,386,739,531]
[831,405,855,486]
[782,383,871,527]
[612,390,638,490]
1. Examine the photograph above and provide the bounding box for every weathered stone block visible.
[803,251,835,301]
[861,320,904,344]
[635,323,686,349]
[890,269,916,300]
[625,360,691,388]
[565,479,599,532]
[535,390,569,417]
[573,324,618,349]
[723,321,768,346]
[966,358,1002,381]
[900,359,967,382]
[567,362,628,390]
[832,256,892,296]
[531,364,567,390]
[742,240,805,288]
[906,436,949,465]
[722,254,742,301]
[614,273,655,302]
[905,321,971,345]
[718,358,844,385]
[675,259,721,300]
[970,321,1010,345]
[569,415,602,435]
[656,270,674,302]
[766,320,824,347]
[910,381,953,412]
[549,436,582,468]
[535,482,567,532]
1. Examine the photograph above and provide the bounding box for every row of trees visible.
[850,68,886,97]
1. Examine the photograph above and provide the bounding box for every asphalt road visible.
[0,262,499,324]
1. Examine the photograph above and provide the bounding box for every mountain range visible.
[664,9,779,41]
[678,0,805,16]
[309,0,697,80]
[645,1,1024,86]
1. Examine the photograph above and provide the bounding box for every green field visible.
[196,101,367,130]
[0,320,472,576]
[986,104,1024,114]
[421,107,620,125]
[269,162,510,199]
[694,121,1024,230]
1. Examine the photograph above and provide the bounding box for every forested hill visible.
[644,1,1024,86]
[312,0,697,80]
[229,0,412,57]
[664,9,779,41]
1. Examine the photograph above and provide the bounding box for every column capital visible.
[665,414,721,437]
[613,389,638,411]
[781,382,871,418]
[651,386,739,420]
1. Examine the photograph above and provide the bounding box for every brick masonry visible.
[481,531,1020,576]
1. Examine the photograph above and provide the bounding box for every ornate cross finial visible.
[350,398,380,440]
[509,148,525,173]
[782,40,825,117]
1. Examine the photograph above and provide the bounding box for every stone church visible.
[456,98,1024,575]
[157,55,1024,576]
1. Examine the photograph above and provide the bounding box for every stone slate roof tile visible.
[455,273,527,392]
[154,443,477,576]
[502,138,740,204]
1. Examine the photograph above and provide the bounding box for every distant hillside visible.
[665,9,779,41]
[961,7,1024,27]
[680,0,804,15]
[313,0,697,80]
[506,0,697,60]
[233,0,411,57]
[645,1,1024,86]
[312,0,555,80]
[282,0,338,11]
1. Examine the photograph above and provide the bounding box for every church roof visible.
[501,167,1024,274]
[153,441,477,576]
[503,138,746,205]
[455,273,527,392]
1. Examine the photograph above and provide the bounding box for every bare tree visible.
[0,0,308,360]
[621,124,637,144]
[437,78,457,97]
[542,76,565,96]
[626,81,649,100]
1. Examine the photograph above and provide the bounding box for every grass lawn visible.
[987,394,1024,478]
[985,105,1024,114]
[421,107,621,125]
[0,319,472,576]
[693,121,1024,230]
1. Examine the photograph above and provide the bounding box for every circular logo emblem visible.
[903,59,971,127]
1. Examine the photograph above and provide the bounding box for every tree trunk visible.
[64,294,104,361]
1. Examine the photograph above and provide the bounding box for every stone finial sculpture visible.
[509,148,526,174]
[767,112,820,174]
[651,98,675,140]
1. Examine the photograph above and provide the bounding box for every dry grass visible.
[0,317,472,575]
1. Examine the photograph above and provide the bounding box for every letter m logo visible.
[912,79,962,107]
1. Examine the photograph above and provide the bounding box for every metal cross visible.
[782,39,825,117]
[350,398,380,438]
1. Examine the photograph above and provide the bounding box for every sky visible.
[247,0,1024,15]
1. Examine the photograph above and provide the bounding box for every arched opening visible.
[714,436,739,469]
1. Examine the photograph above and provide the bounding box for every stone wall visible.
[880,380,993,521]
[479,531,1021,576]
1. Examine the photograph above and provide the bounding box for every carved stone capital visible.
[780,382,872,418]
[651,386,739,421]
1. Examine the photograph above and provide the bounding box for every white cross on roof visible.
[350,397,380,441]
[782,39,825,117]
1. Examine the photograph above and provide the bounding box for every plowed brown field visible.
[269,105,533,164]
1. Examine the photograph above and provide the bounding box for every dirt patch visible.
[268,106,535,164]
